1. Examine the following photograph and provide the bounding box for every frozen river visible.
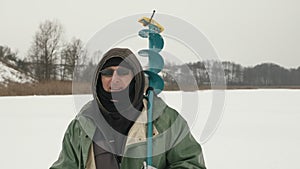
[0,89,299,169]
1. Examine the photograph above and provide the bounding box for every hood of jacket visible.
[90,48,146,137]
[91,48,145,114]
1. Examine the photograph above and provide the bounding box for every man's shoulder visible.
[62,100,97,138]
[153,95,179,117]
[78,100,95,115]
[153,96,185,131]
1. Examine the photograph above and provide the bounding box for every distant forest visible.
[1,19,300,90]
[163,61,300,90]
[1,42,300,89]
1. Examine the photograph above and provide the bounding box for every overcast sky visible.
[1,0,299,68]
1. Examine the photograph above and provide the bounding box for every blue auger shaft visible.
[147,89,154,165]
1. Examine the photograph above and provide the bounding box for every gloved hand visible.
[142,161,157,169]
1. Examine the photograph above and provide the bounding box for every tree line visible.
[162,61,300,88]
[1,19,300,87]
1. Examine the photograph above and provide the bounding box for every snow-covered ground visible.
[0,61,35,85]
[0,89,299,169]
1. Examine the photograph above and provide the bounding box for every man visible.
[50,48,206,169]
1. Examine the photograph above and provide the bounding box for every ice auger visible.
[138,10,165,166]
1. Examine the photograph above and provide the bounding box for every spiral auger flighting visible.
[138,10,165,166]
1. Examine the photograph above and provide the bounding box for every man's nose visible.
[111,71,121,82]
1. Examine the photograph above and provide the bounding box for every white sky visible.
[1,0,300,68]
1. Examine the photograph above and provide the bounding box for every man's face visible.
[101,66,134,92]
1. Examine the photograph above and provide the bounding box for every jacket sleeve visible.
[49,120,80,169]
[166,131,206,169]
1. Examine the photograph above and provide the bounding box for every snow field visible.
[0,90,299,169]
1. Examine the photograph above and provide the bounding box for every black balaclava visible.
[97,57,135,113]
[93,48,145,135]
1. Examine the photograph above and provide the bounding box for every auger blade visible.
[138,49,164,73]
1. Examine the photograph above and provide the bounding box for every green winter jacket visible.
[50,96,206,169]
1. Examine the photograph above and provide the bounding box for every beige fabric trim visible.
[86,144,96,169]
[126,99,159,146]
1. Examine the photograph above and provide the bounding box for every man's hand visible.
[142,161,157,169]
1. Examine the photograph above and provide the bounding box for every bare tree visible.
[0,45,18,62]
[0,45,31,74]
[27,20,63,81]
[60,38,86,80]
